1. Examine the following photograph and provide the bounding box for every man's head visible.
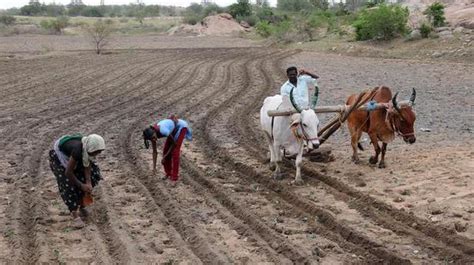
[286,66,298,84]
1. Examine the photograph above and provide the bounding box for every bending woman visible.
[49,134,105,228]
[143,116,192,186]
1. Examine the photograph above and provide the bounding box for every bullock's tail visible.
[357,142,364,151]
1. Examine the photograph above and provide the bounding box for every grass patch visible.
[12,15,181,35]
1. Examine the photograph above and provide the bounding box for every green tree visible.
[45,4,66,16]
[309,0,328,10]
[256,4,274,21]
[228,0,251,18]
[20,2,45,16]
[67,4,85,16]
[81,6,104,17]
[203,3,223,17]
[182,3,203,25]
[353,4,409,41]
[143,5,161,17]
[256,0,269,6]
[423,2,445,27]
[187,3,203,15]
[277,0,312,12]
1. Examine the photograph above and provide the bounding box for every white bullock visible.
[260,93,320,183]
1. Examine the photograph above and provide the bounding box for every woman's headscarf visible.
[81,134,105,167]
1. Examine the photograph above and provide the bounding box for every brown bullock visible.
[346,86,416,168]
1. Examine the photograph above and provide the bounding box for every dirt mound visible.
[168,13,249,36]
[445,4,474,29]
[403,0,474,28]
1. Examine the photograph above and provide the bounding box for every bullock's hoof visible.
[291,179,304,186]
[369,156,378,165]
[272,172,284,180]
[378,162,386,169]
[352,157,360,164]
[269,164,276,171]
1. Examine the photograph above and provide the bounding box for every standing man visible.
[142,115,192,186]
[280,66,320,109]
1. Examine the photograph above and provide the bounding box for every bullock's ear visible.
[290,119,300,128]
[392,109,406,121]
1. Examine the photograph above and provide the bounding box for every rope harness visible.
[349,88,414,140]
[384,107,415,138]
[291,121,319,144]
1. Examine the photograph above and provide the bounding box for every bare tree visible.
[85,19,113,55]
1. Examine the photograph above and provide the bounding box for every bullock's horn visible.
[290,87,302,113]
[392,92,402,113]
[311,85,319,108]
[409,88,416,105]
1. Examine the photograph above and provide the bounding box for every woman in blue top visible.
[142,115,192,185]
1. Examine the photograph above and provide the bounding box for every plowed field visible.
[0,36,472,264]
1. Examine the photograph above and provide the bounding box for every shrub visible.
[183,15,200,25]
[40,16,69,34]
[85,19,113,54]
[255,20,272,37]
[308,10,336,30]
[277,0,312,12]
[273,20,302,43]
[423,2,445,27]
[353,4,409,41]
[182,3,206,25]
[0,15,16,26]
[256,5,273,21]
[236,15,258,26]
[419,22,432,38]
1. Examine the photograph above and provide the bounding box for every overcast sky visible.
[0,0,278,9]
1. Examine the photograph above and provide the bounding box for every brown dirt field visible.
[0,35,472,264]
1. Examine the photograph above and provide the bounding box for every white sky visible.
[0,0,278,9]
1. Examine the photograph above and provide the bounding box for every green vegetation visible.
[3,0,422,45]
[40,16,69,34]
[419,22,432,38]
[6,2,173,18]
[85,19,113,54]
[423,2,445,28]
[228,0,252,18]
[353,4,409,41]
[0,14,16,26]
[182,3,224,25]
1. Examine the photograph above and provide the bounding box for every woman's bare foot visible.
[79,207,89,218]
[169,181,178,188]
[72,217,85,229]
[71,211,85,229]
